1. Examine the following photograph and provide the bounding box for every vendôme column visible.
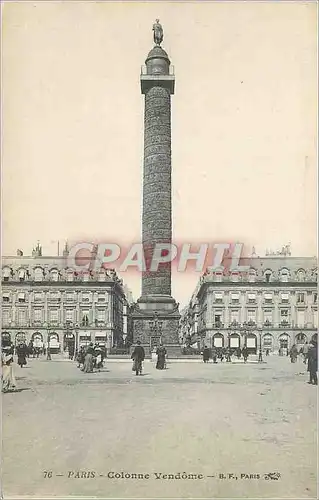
[132,21,180,354]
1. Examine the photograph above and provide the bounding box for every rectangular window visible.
[247,293,256,303]
[81,311,90,326]
[17,308,27,325]
[281,309,289,317]
[82,293,90,302]
[231,293,240,304]
[50,292,59,300]
[314,293,318,304]
[281,293,289,303]
[247,309,256,322]
[97,309,106,322]
[34,292,42,301]
[65,309,74,323]
[66,292,75,302]
[2,309,11,326]
[2,294,10,302]
[297,310,305,327]
[49,309,59,324]
[18,292,26,303]
[264,293,272,303]
[97,293,106,302]
[297,293,305,303]
[230,310,239,323]
[34,309,43,322]
[263,309,273,323]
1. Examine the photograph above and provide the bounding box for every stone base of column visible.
[131,295,181,357]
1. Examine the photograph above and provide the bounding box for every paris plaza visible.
[2,4,317,500]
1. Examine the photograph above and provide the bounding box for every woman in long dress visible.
[156,345,167,370]
[2,345,17,393]
[82,343,95,373]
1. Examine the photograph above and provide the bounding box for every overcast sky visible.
[2,1,317,307]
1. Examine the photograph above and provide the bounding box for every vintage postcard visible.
[1,1,317,499]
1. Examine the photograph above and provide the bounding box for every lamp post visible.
[258,326,263,362]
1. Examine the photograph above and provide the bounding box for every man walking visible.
[131,340,145,376]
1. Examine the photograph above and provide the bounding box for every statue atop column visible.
[153,19,163,45]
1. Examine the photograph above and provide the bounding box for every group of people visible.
[76,343,106,373]
[289,339,318,385]
[202,346,251,364]
[131,341,167,375]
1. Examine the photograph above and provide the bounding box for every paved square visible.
[2,355,317,499]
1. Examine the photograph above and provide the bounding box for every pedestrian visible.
[242,346,249,363]
[76,346,85,369]
[307,338,318,385]
[303,342,309,364]
[225,347,232,363]
[289,344,298,363]
[94,343,103,371]
[265,348,270,356]
[156,344,167,370]
[131,340,145,376]
[82,343,95,373]
[46,341,51,360]
[202,346,210,363]
[236,347,241,359]
[16,342,28,368]
[211,346,218,363]
[2,344,17,393]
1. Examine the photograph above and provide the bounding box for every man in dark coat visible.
[307,338,318,385]
[131,340,145,375]
[16,342,28,368]
[202,346,210,363]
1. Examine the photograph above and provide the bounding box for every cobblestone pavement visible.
[2,355,317,499]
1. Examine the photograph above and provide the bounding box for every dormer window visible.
[2,268,11,282]
[264,270,272,283]
[34,267,44,282]
[248,270,257,283]
[18,269,26,282]
[280,269,289,282]
[51,269,59,282]
[230,271,240,282]
[297,269,305,281]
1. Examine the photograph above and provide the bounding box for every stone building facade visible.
[1,252,127,352]
[187,257,318,353]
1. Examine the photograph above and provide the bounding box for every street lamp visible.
[258,326,263,362]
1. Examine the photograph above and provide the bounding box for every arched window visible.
[262,334,273,350]
[213,333,224,348]
[296,332,306,344]
[279,333,290,349]
[34,267,44,282]
[50,269,59,282]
